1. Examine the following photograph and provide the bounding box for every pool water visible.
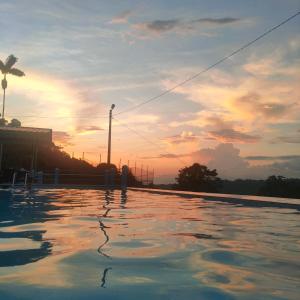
[0,188,299,300]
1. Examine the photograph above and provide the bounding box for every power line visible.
[114,11,300,116]
[7,12,299,122]
[111,12,300,171]
[113,116,188,166]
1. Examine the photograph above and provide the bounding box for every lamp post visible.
[107,104,115,165]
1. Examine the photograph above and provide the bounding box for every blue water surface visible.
[0,188,299,299]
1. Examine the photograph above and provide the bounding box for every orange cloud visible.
[52,131,73,146]
[163,131,198,145]
[8,70,105,131]
[76,125,104,135]
[208,129,261,144]
[162,56,300,139]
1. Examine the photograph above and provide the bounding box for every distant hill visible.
[155,177,300,199]
[1,143,139,186]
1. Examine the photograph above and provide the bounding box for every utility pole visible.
[107,104,115,165]
[152,168,154,185]
[99,153,102,164]
[146,166,149,186]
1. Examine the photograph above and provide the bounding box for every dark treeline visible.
[1,143,139,186]
[2,144,300,198]
[221,177,300,198]
[156,163,300,199]
[156,177,300,199]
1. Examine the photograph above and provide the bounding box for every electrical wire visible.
[114,11,300,116]
[7,12,299,121]
[113,116,188,166]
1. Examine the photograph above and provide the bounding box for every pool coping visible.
[1,185,299,210]
[128,187,300,210]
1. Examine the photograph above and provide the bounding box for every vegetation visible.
[258,176,300,198]
[1,134,299,197]
[0,142,139,186]
[221,179,265,195]
[219,177,300,198]
[0,118,22,127]
[172,163,300,198]
[175,163,222,192]
[0,55,25,119]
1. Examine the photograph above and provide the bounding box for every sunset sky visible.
[1,0,299,183]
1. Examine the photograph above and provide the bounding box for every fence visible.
[129,166,154,186]
[47,150,155,186]
[3,166,130,190]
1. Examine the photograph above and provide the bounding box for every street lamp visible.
[107,104,115,165]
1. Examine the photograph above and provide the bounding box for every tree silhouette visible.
[0,55,25,119]
[258,175,300,198]
[8,118,21,127]
[175,163,221,192]
[0,118,7,126]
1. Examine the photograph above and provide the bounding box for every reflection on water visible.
[0,188,299,300]
[0,190,59,268]
[101,267,112,288]
[97,190,113,259]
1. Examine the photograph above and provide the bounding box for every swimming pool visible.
[0,188,299,299]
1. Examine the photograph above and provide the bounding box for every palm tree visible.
[0,55,25,119]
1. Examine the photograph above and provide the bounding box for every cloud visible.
[191,144,249,177]
[269,158,300,176]
[271,134,300,144]
[193,17,240,25]
[161,54,300,141]
[52,131,73,146]
[133,19,180,35]
[141,142,300,179]
[233,93,294,120]
[168,112,261,144]
[163,131,198,145]
[208,128,261,143]
[115,114,160,126]
[191,143,300,179]
[8,70,106,132]
[141,153,186,159]
[0,3,14,12]
[110,10,133,24]
[289,36,300,51]
[76,125,104,135]
[169,111,233,130]
[131,16,241,37]
[243,58,279,77]
[245,155,300,161]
